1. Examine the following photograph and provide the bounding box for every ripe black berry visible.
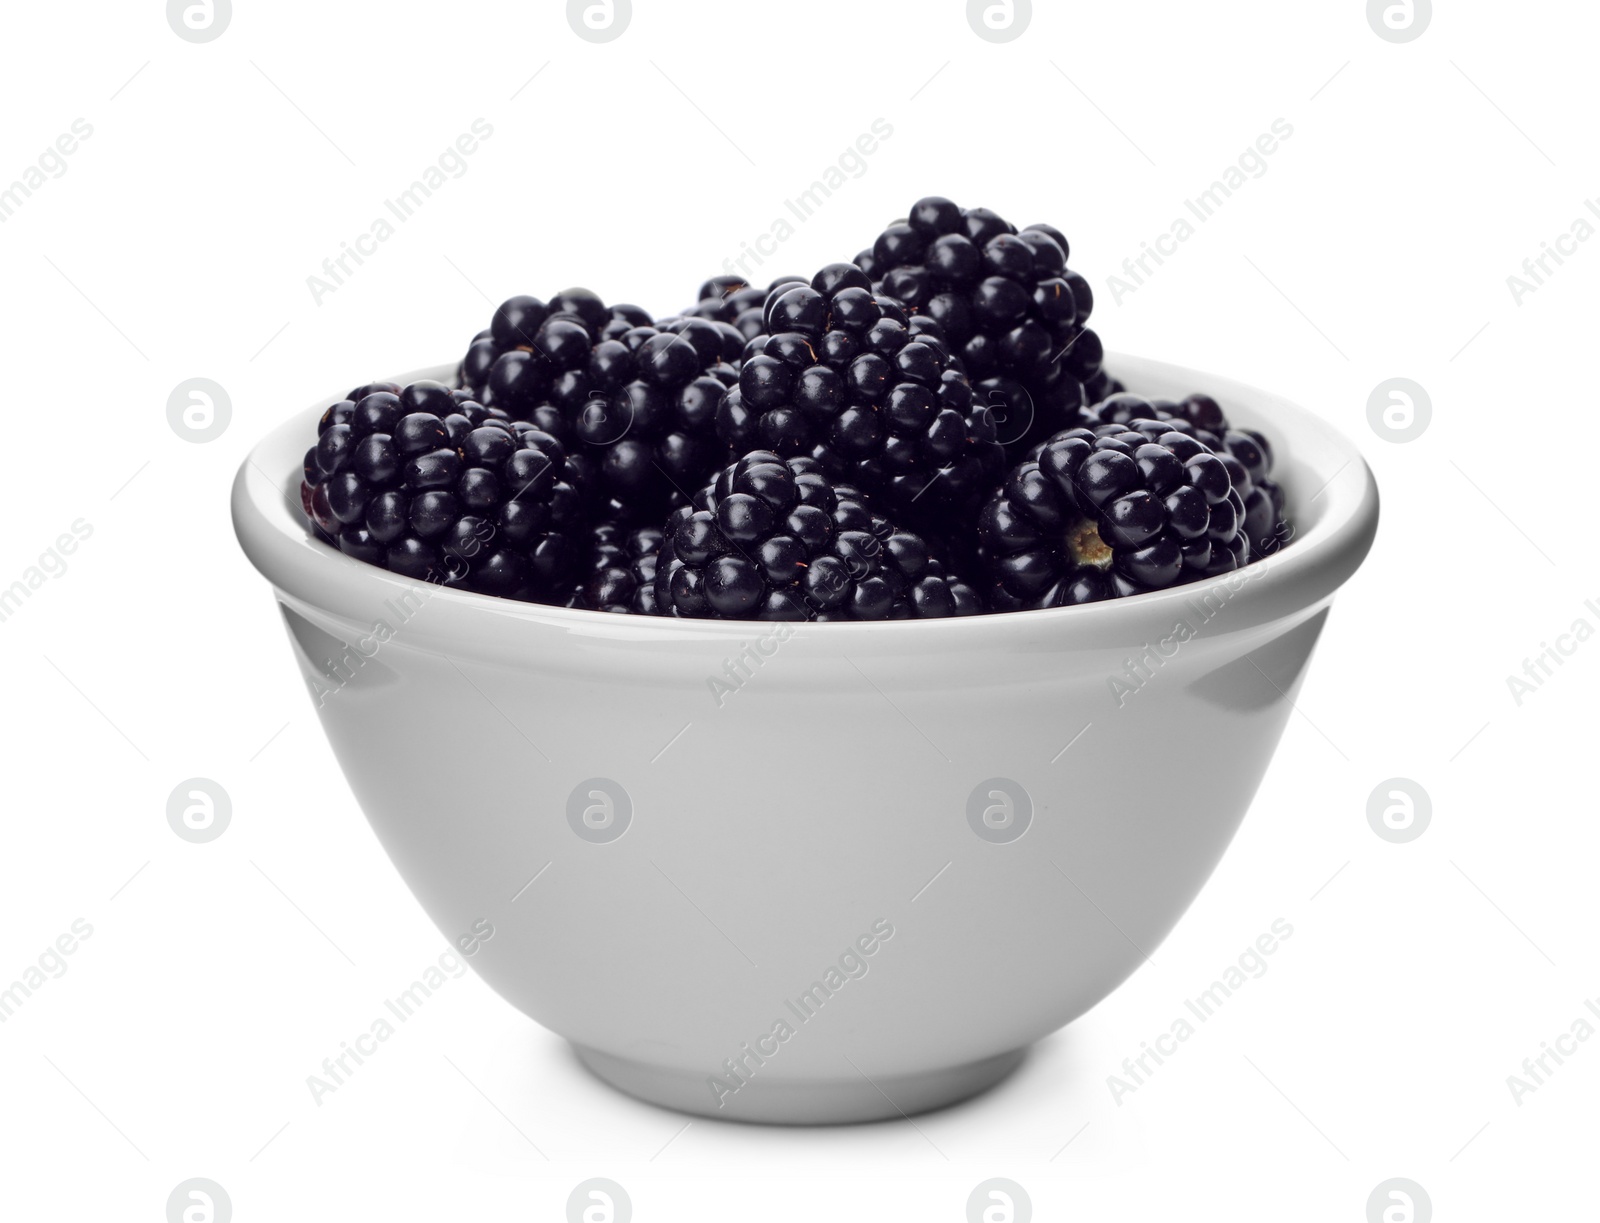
[714,263,1004,530]
[568,521,664,614]
[458,292,741,515]
[302,379,590,601]
[656,451,981,620]
[859,197,1110,464]
[977,399,1257,609]
[1088,391,1292,558]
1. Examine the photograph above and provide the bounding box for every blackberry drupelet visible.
[458,290,741,514]
[301,378,590,602]
[976,400,1254,609]
[656,450,981,620]
[567,521,664,614]
[857,196,1110,464]
[682,274,801,342]
[457,288,650,403]
[714,263,1004,528]
[1089,391,1291,557]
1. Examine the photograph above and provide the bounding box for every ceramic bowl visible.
[232,354,1378,1124]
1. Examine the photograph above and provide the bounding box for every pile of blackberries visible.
[299,197,1292,620]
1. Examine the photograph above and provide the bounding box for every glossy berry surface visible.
[458,291,741,514]
[682,274,801,342]
[299,198,1296,618]
[858,196,1110,464]
[302,379,590,601]
[1088,390,1292,558]
[977,394,1259,609]
[567,521,664,614]
[714,263,1004,529]
[657,451,982,620]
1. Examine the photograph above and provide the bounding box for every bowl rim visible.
[232,352,1379,656]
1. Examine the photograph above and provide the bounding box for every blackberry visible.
[858,197,1109,463]
[301,378,589,602]
[681,274,799,341]
[567,520,664,614]
[1089,391,1291,558]
[714,263,1003,528]
[656,450,981,620]
[459,290,741,514]
[976,402,1254,609]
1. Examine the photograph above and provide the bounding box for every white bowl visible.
[232,354,1378,1124]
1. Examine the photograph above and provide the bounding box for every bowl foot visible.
[571,1043,1028,1125]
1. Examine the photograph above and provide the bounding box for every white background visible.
[1,1,1595,1219]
